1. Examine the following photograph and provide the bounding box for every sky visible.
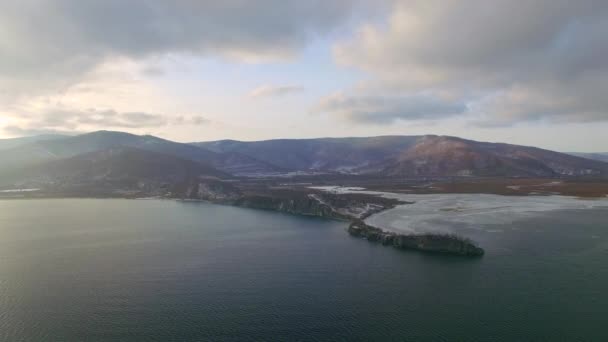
[0,0,607,151]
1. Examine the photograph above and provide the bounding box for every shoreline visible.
[10,183,606,258]
[6,186,607,258]
[0,189,487,257]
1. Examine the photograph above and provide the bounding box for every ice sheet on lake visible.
[310,186,608,235]
[368,193,608,235]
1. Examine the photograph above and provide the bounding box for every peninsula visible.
[2,130,607,257]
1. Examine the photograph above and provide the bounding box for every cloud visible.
[248,85,305,99]
[0,0,359,99]
[173,115,210,125]
[57,109,167,128]
[317,92,467,124]
[4,108,215,137]
[140,65,166,78]
[333,0,608,125]
[190,116,210,125]
[4,108,169,136]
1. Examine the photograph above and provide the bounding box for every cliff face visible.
[232,191,400,221]
[234,195,342,219]
[348,220,484,257]
[184,180,243,202]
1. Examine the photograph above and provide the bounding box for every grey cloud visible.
[140,65,166,77]
[119,112,167,127]
[337,0,608,82]
[472,78,608,127]
[248,85,305,99]
[190,116,210,125]
[334,0,608,125]
[0,0,359,97]
[318,93,467,124]
[173,115,210,125]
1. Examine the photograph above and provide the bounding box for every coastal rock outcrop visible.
[231,190,402,221]
[234,194,340,219]
[348,220,484,257]
[185,179,243,202]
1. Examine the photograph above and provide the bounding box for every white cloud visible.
[248,85,305,99]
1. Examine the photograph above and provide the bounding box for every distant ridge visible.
[0,131,606,188]
[194,134,608,177]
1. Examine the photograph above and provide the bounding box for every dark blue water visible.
[1,199,607,341]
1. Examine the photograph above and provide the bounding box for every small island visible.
[348,220,485,257]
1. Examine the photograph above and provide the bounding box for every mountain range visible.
[0,131,606,191]
[194,135,608,177]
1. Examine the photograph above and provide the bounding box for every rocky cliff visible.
[234,194,340,219]
[232,191,402,221]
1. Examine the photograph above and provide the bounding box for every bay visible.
[1,199,607,341]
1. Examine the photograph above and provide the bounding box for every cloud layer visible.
[333,0,608,126]
[0,0,359,136]
[0,0,358,99]
[318,93,466,124]
[3,107,210,136]
[2,0,608,141]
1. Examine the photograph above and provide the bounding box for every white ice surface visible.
[310,186,608,234]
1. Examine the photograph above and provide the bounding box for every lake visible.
[1,198,608,341]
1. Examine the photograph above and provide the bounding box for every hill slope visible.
[383,136,607,177]
[194,136,421,174]
[0,147,227,192]
[0,131,276,176]
[0,131,219,172]
[0,134,66,151]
